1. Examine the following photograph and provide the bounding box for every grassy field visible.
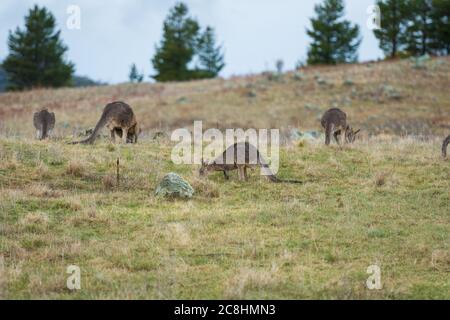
[0,57,449,299]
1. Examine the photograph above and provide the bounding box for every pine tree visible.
[306,0,361,65]
[3,5,74,91]
[129,63,144,83]
[374,0,409,58]
[195,26,225,78]
[151,2,200,82]
[403,0,435,56]
[431,0,450,55]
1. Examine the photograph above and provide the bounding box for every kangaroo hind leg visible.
[121,128,128,144]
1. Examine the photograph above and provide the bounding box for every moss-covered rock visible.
[155,172,194,199]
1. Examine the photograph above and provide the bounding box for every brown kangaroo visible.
[443,135,450,158]
[199,142,302,183]
[113,125,140,144]
[71,101,138,144]
[321,108,360,146]
[33,109,55,140]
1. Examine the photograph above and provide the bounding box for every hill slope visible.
[0,57,449,138]
[0,58,449,299]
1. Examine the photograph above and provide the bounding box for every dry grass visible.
[102,175,115,190]
[0,58,449,299]
[66,160,86,177]
[0,136,447,299]
[25,183,62,198]
[0,57,449,139]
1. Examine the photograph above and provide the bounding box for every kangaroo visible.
[113,124,140,143]
[33,109,55,140]
[199,142,302,183]
[321,108,360,146]
[443,135,450,158]
[71,101,138,144]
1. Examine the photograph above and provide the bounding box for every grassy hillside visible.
[0,58,449,299]
[0,57,449,138]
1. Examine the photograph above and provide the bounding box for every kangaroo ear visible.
[355,129,361,135]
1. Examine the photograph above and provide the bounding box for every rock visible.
[176,97,190,104]
[344,78,354,86]
[290,129,322,141]
[316,77,328,86]
[245,90,257,98]
[304,104,320,111]
[293,71,305,81]
[410,54,431,69]
[155,173,194,199]
[382,85,402,100]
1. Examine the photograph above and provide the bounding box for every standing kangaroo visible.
[199,142,302,183]
[71,101,139,144]
[321,108,360,146]
[443,135,450,158]
[33,109,55,140]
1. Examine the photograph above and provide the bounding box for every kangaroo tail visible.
[443,135,450,158]
[41,119,48,140]
[70,113,108,145]
[260,163,303,184]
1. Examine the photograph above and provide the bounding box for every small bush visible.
[66,160,86,177]
[191,177,220,198]
[102,175,116,190]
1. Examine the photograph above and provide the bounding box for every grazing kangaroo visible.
[443,135,450,158]
[71,101,138,144]
[113,124,140,143]
[199,142,302,183]
[33,109,55,140]
[321,108,360,146]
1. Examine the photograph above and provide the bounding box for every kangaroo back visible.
[33,109,55,140]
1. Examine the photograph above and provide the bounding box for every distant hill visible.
[0,57,449,137]
[0,66,106,92]
[72,75,107,88]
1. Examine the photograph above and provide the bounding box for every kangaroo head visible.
[127,123,141,143]
[345,126,361,143]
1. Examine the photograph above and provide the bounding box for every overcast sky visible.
[0,0,383,84]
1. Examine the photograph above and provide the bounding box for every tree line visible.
[1,1,449,91]
[374,0,450,58]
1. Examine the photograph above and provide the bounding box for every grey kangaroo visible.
[113,125,140,144]
[443,135,450,158]
[33,109,55,140]
[199,142,302,183]
[71,101,139,144]
[321,108,360,146]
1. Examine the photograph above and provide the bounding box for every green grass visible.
[0,136,448,299]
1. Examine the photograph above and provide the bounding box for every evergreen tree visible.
[3,5,74,91]
[129,63,144,83]
[151,2,200,82]
[403,0,435,56]
[196,26,225,78]
[431,0,450,55]
[306,0,361,65]
[374,0,409,58]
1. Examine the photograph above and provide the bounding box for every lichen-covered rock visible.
[290,129,322,141]
[155,173,194,199]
